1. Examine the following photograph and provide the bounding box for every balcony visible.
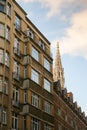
[12,100,19,107]
[23,79,29,89]
[11,128,19,130]
[13,72,19,81]
[22,105,29,114]
[13,47,21,57]
[23,56,29,65]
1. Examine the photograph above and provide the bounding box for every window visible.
[26,28,34,39]
[3,108,7,124]
[32,93,39,108]
[6,3,11,16]
[4,79,8,94]
[6,26,10,40]
[39,40,45,50]
[44,124,52,130]
[14,37,20,56]
[12,113,18,130]
[31,69,39,84]
[44,58,50,71]
[0,0,6,13]
[5,52,9,67]
[13,61,20,80]
[14,61,20,76]
[15,15,21,31]
[13,87,19,103]
[44,78,51,92]
[0,23,5,37]
[31,117,39,130]
[0,79,2,92]
[24,67,27,78]
[32,47,39,62]
[44,101,51,114]
[58,108,61,116]
[0,49,4,63]
[23,116,26,130]
[24,90,27,104]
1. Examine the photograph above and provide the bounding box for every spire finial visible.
[57,41,59,49]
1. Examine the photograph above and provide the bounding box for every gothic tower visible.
[53,42,65,88]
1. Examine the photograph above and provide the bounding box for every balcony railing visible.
[23,79,29,89]
[14,47,21,57]
[22,105,29,114]
[23,56,29,65]
[13,72,19,81]
[12,100,19,107]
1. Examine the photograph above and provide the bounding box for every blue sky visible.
[16,0,87,115]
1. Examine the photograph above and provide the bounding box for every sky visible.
[16,0,87,115]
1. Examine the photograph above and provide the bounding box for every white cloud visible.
[52,9,87,59]
[16,0,87,18]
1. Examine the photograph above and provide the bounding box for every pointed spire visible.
[53,42,65,88]
[55,42,61,67]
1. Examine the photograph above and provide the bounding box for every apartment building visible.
[0,0,87,130]
[0,0,54,130]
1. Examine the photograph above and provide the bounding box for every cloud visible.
[16,0,87,18]
[52,9,87,59]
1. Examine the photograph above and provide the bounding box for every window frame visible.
[0,0,6,13]
[31,117,39,130]
[5,51,9,67]
[14,61,20,75]
[23,115,26,130]
[4,79,8,94]
[32,47,39,62]
[44,101,51,114]
[3,107,7,124]
[44,58,50,71]
[12,113,18,130]
[6,26,10,40]
[0,23,5,37]
[0,49,4,64]
[13,87,19,102]
[15,14,21,31]
[24,90,27,104]
[32,93,40,108]
[44,78,51,92]
[6,2,11,16]
[31,69,39,84]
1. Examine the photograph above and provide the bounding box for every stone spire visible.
[53,42,65,88]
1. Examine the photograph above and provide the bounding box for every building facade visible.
[0,0,54,130]
[0,0,87,130]
[53,44,87,130]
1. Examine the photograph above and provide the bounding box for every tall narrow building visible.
[53,42,65,88]
[0,0,54,130]
[0,0,87,130]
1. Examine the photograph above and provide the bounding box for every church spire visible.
[55,42,61,67]
[53,42,65,88]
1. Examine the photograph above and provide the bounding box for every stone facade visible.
[0,0,87,130]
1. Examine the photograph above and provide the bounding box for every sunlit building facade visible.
[0,0,87,130]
